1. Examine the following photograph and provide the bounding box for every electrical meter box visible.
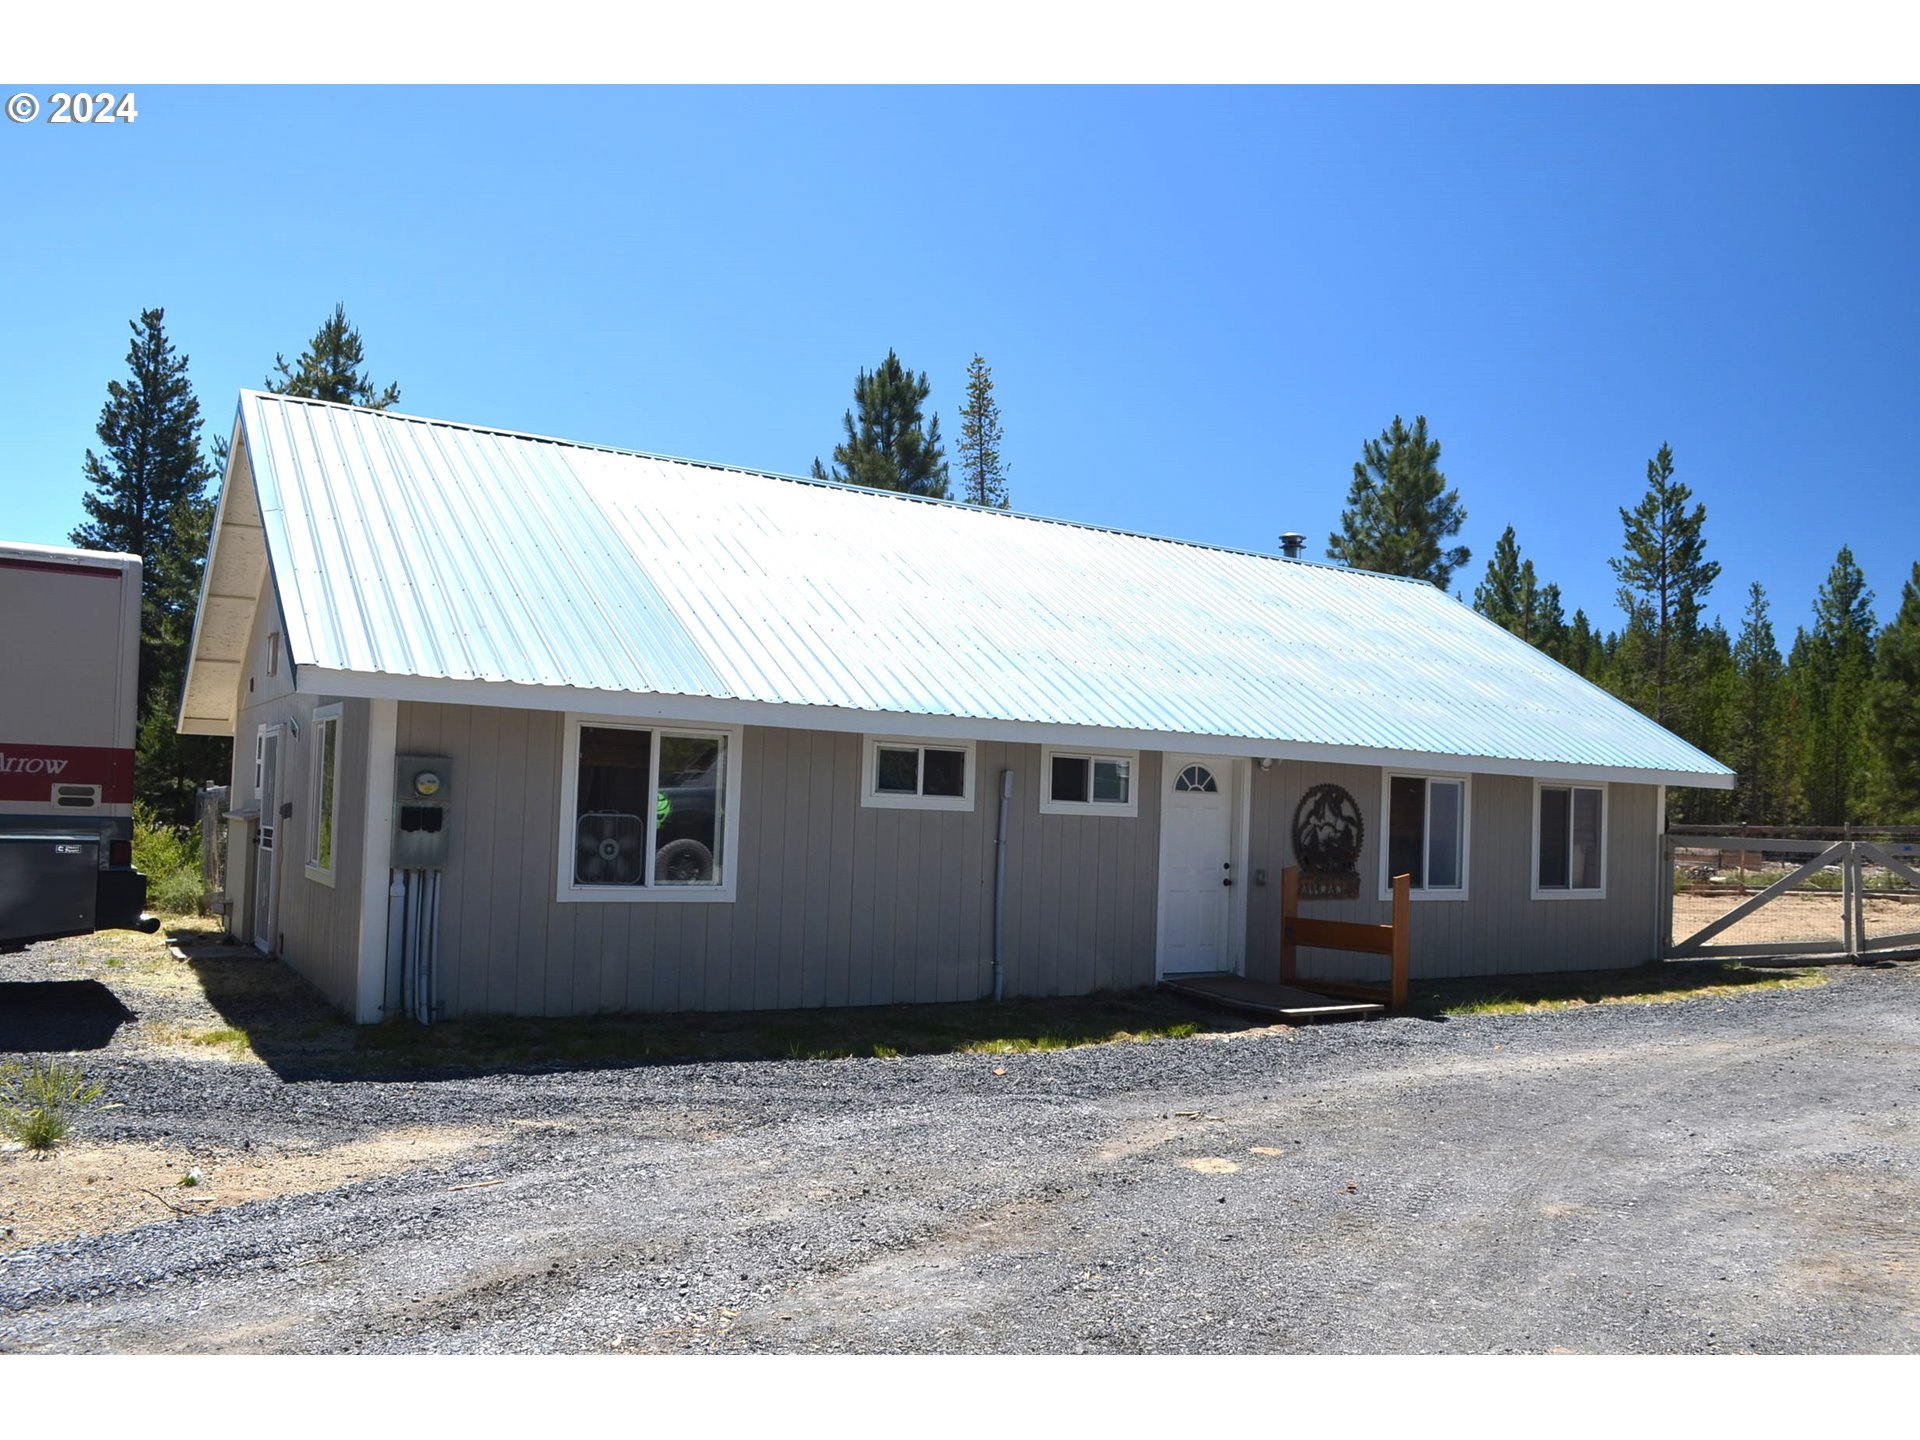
[393,755,452,870]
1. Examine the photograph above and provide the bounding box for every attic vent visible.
[1279,532,1306,559]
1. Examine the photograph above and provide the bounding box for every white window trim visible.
[556,713,744,904]
[1378,770,1472,902]
[1038,745,1141,817]
[304,704,343,887]
[860,735,976,812]
[1531,779,1610,900]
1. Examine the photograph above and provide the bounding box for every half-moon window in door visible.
[1174,764,1218,793]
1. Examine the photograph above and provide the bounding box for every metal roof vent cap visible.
[1279,532,1306,559]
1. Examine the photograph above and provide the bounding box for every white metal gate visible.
[1663,828,1920,961]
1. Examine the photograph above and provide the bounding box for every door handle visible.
[1222,878,1233,887]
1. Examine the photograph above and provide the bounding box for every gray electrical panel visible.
[392,755,452,870]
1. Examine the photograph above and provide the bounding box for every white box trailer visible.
[0,540,158,945]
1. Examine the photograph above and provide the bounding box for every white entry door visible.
[1158,758,1238,976]
[254,727,281,955]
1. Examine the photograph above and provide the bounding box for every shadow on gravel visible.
[182,947,1272,1083]
[0,980,136,1052]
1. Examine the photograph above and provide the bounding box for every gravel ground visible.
[3,936,1917,1354]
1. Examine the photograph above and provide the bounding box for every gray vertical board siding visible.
[381,708,1166,1017]
[227,586,368,1012]
[1246,761,1662,982]
[1013,749,1044,996]
[825,733,858,1007]
[777,729,813,1010]
[845,757,878,1008]
[461,705,500,1013]
[482,706,525,1015]
[748,725,788,1012]
[801,732,836,1008]
[515,711,560,1016]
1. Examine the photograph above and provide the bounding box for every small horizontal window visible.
[863,737,975,811]
[1040,748,1139,817]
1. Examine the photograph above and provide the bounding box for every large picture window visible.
[1039,747,1139,816]
[1534,782,1606,898]
[1381,772,1469,899]
[305,705,342,886]
[861,736,975,811]
[560,717,741,902]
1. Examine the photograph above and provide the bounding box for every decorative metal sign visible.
[1291,783,1366,900]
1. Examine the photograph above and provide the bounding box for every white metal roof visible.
[179,391,1734,787]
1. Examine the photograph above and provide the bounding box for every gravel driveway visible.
[3,939,1917,1353]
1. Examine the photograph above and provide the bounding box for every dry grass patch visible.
[138,1021,257,1061]
[1420,961,1828,1017]
[0,1125,496,1250]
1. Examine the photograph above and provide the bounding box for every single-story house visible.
[179,391,1735,1023]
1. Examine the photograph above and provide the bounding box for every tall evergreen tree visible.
[1678,618,1740,824]
[1326,415,1469,590]
[1795,546,1877,824]
[1472,524,1569,656]
[954,354,1010,509]
[1562,608,1601,679]
[72,309,218,704]
[1729,582,1786,823]
[1867,561,1920,821]
[71,308,227,822]
[1533,581,1569,661]
[1608,443,1719,733]
[811,350,949,498]
[268,303,401,409]
[1473,526,1526,631]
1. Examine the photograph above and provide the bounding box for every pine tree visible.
[1867,561,1920,821]
[954,354,1010,509]
[1471,525,1569,658]
[1563,609,1601,679]
[1677,619,1740,824]
[1326,415,1469,590]
[1608,443,1720,732]
[71,308,228,823]
[72,309,218,704]
[1533,581,1568,661]
[1795,546,1877,824]
[268,303,401,409]
[811,350,949,498]
[1729,583,1785,823]
[1473,526,1526,631]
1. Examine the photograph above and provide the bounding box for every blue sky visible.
[3,85,1915,636]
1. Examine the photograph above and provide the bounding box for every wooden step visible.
[1162,973,1386,1022]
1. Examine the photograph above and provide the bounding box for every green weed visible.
[0,1059,108,1151]
[131,804,205,916]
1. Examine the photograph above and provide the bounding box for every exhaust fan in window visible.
[576,811,646,885]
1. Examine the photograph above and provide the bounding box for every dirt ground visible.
[0,923,517,1250]
[3,1128,495,1249]
[1673,889,1919,948]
